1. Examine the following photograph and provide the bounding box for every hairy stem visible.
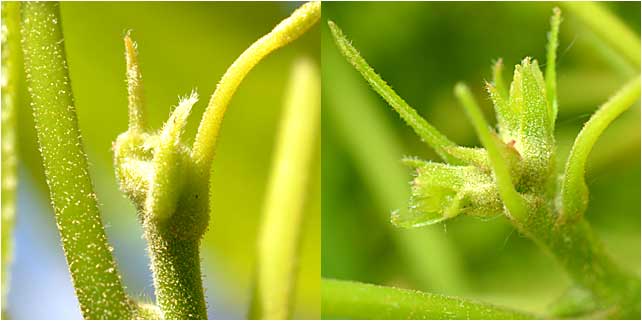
[558,76,640,223]
[21,2,132,318]
[191,1,320,174]
[526,213,641,318]
[146,228,207,320]
[1,1,20,310]
[253,58,320,319]
[321,279,535,320]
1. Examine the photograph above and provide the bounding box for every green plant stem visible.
[533,219,641,319]
[327,21,461,165]
[321,279,535,320]
[1,1,20,311]
[562,2,640,69]
[253,58,320,319]
[454,83,527,221]
[191,1,320,175]
[145,228,207,320]
[21,2,132,319]
[558,76,640,223]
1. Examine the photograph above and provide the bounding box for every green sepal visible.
[113,131,156,211]
[146,93,196,223]
[488,59,514,141]
[392,159,502,228]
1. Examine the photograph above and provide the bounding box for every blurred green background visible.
[5,2,319,319]
[322,1,640,315]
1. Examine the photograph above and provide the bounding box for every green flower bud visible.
[392,160,502,228]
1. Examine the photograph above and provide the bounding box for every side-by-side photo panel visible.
[1,1,641,320]
[321,1,640,320]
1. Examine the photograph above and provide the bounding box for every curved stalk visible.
[558,76,640,224]
[191,1,320,174]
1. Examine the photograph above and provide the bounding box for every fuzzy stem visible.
[526,214,641,318]
[321,279,535,319]
[191,1,320,174]
[556,222,640,318]
[1,1,20,310]
[146,228,207,320]
[21,2,132,318]
[254,58,320,319]
[558,76,640,224]
[562,2,640,69]
[327,20,462,165]
[454,83,528,221]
